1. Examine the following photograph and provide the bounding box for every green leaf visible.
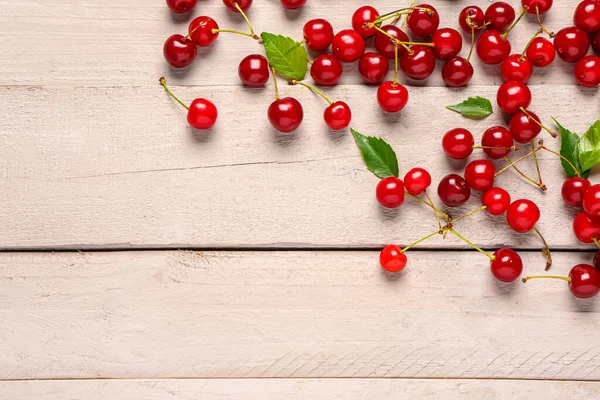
[261,32,308,80]
[555,118,587,178]
[578,120,600,172]
[351,128,399,179]
[446,96,493,118]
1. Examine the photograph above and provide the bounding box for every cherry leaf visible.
[446,96,493,118]
[554,118,588,178]
[351,128,399,179]
[578,120,600,172]
[261,32,308,80]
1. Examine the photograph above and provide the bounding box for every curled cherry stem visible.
[449,229,495,261]
[159,77,189,110]
[290,80,333,105]
[533,226,552,271]
[541,146,582,177]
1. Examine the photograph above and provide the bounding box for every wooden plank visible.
[0,0,587,86]
[1,251,599,380]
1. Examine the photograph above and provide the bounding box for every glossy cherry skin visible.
[404,167,432,195]
[526,37,556,67]
[497,81,531,114]
[574,0,600,32]
[400,45,436,80]
[442,57,473,87]
[501,55,533,83]
[584,184,600,216]
[575,56,600,87]
[509,110,542,144]
[506,199,540,233]
[522,0,553,14]
[573,212,600,243]
[593,31,600,54]
[438,174,471,207]
[303,19,334,52]
[187,98,218,129]
[485,2,515,31]
[332,29,366,63]
[188,16,219,47]
[268,97,304,133]
[374,25,409,59]
[458,6,485,32]
[491,248,523,283]
[442,128,474,159]
[482,187,511,216]
[431,28,463,61]
[280,0,306,9]
[163,34,197,69]
[223,0,252,12]
[465,159,496,191]
[311,54,343,86]
[482,126,514,159]
[476,30,511,65]
[407,4,440,37]
[569,264,600,298]
[377,81,409,113]
[376,177,405,208]
[358,52,390,84]
[380,245,408,273]
[238,54,269,87]
[554,27,590,63]
[167,0,197,13]
[324,101,352,131]
[562,177,591,207]
[352,5,379,38]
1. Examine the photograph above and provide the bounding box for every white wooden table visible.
[1,0,600,398]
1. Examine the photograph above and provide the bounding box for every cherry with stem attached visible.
[290,80,351,131]
[160,77,218,130]
[268,68,303,133]
[523,264,600,298]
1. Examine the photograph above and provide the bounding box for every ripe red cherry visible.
[380,245,408,273]
[268,97,304,133]
[501,55,533,83]
[358,52,390,84]
[311,54,343,86]
[374,25,409,59]
[458,6,485,32]
[352,5,380,38]
[303,19,335,52]
[485,2,515,31]
[238,54,270,87]
[593,31,600,54]
[522,0,553,14]
[554,27,590,63]
[569,264,600,298]
[167,0,197,14]
[482,126,514,159]
[332,29,366,63]
[562,177,591,207]
[584,184,600,216]
[506,199,540,233]
[324,101,352,131]
[280,0,306,9]
[497,81,531,114]
[574,0,600,32]
[482,187,511,216]
[188,98,218,129]
[575,56,600,87]
[407,4,440,37]
[491,248,523,282]
[188,16,219,47]
[476,30,511,65]
[404,167,432,195]
[438,174,471,207]
[163,34,197,69]
[573,212,600,243]
[431,28,463,61]
[509,110,542,144]
[400,45,436,80]
[376,177,405,208]
[526,37,556,67]
[223,0,252,12]
[377,81,409,113]
[442,57,474,87]
[442,128,474,159]
[465,159,496,191]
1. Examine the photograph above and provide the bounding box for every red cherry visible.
[332,29,366,63]
[509,110,542,144]
[458,6,485,33]
[501,54,533,83]
[575,56,600,87]
[374,25,409,59]
[584,184,600,216]
[562,177,591,207]
[311,54,343,86]
[358,52,390,84]
[407,4,440,37]
[352,5,380,38]
[268,97,304,133]
[238,54,270,87]
[187,98,218,130]
[431,28,463,61]
[592,31,600,54]
[482,126,514,159]
[376,177,405,208]
[442,128,474,159]
[476,30,511,65]
[573,212,600,243]
[377,81,409,113]
[438,174,471,207]
[380,245,408,273]
[465,159,496,191]
[324,101,352,131]
[569,264,600,298]
[400,45,436,80]
[554,27,590,63]
[442,57,474,87]
[163,34,197,69]
[491,248,523,282]
[497,81,531,114]
[303,19,335,52]
[485,2,515,31]
[223,0,252,12]
[188,16,219,47]
[482,187,511,216]
[280,0,306,9]
[522,0,553,14]
[526,37,556,67]
[506,199,540,233]
[404,167,432,195]
[574,0,600,32]
[167,0,197,14]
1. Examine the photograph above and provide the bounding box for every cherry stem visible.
[235,2,256,36]
[186,20,207,40]
[159,77,189,110]
[522,275,570,283]
[530,141,544,188]
[449,229,495,261]
[535,6,554,37]
[212,29,258,39]
[519,107,558,138]
[503,156,547,191]
[399,0,416,28]
[376,6,431,22]
[271,67,279,100]
[501,8,527,39]
[592,236,600,249]
[405,192,450,220]
[393,43,399,85]
[450,206,487,225]
[473,145,519,151]
[370,25,412,53]
[533,226,552,271]
[467,25,475,63]
[400,230,441,253]
[495,143,543,177]
[520,30,542,61]
[290,80,332,105]
[541,146,582,178]
[424,190,442,230]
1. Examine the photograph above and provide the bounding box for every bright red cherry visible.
[509,110,542,144]
[482,187,511,215]
[188,17,220,47]
[482,126,514,159]
[376,177,405,208]
[374,25,409,59]
[438,174,471,207]
[359,52,390,84]
[404,167,432,195]
[311,54,343,86]
[238,54,269,87]
[163,34,197,69]
[332,29,366,63]
[497,81,531,114]
[491,248,523,282]
[431,28,463,61]
[584,184,600,216]
[407,4,440,37]
[485,2,515,31]
[569,264,600,298]
[562,177,591,207]
[400,45,436,80]
[506,199,540,233]
[167,0,197,13]
[303,19,335,52]
[377,81,409,113]
[442,128,474,159]
[442,57,474,87]
[324,101,352,131]
[223,0,252,12]
[458,6,485,33]
[501,54,533,83]
[476,30,511,65]
[573,212,600,243]
[522,0,553,14]
[465,159,496,191]
[352,5,380,38]
[526,37,556,67]
[280,0,306,9]
[380,244,408,273]
[574,0,600,32]
[188,98,218,129]
[554,27,590,63]
[268,97,304,133]
[593,31,600,54]
[575,56,600,87]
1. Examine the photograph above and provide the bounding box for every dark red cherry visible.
[554,27,590,63]
[404,167,432,195]
[352,5,380,38]
[501,54,533,83]
[359,52,390,84]
[522,0,553,14]
[310,54,343,86]
[485,2,515,31]
[491,248,523,282]
[223,0,252,12]
[400,45,436,80]
[431,28,463,61]
[187,98,218,129]
[497,81,531,114]
[574,0,600,32]
[509,110,542,144]
[592,31,600,54]
[324,101,352,131]
[407,4,440,37]
[268,97,304,133]
[476,30,511,65]
[303,19,335,52]
[575,56,600,87]
[573,212,600,243]
[442,57,474,87]
[482,187,511,216]
[238,54,270,87]
[482,126,514,159]
[562,177,591,207]
[506,199,540,233]
[376,177,405,208]
[332,29,366,63]
[167,0,197,14]
[163,34,197,69]
[374,25,409,59]
[438,174,471,207]
[442,128,474,159]
[526,37,556,67]
[377,81,409,113]
[458,6,485,33]
[188,16,220,47]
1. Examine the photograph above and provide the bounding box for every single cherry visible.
[167,0,197,14]
[404,167,432,195]
[380,244,408,273]
[268,97,304,133]
[238,54,270,87]
[431,28,463,61]
[482,126,514,159]
[522,0,553,15]
[465,159,496,191]
[189,16,219,47]
[442,128,474,159]
[376,177,405,208]
[332,29,366,63]
[359,52,390,84]
[324,101,352,131]
[506,199,540,233]
[476,30,511,65]
[163,34,197,69]
[574,0,600,33]
[554,27,590,63]
[526,37,556,67]
[458,6,485,33]
[374,25,409,59]
[491,248,523,282]
[407,4,440,37]
[223,0,252,12]
[523,264,600,299]
[501,54,533,83]
[352,5,380,38]
[280,0,306,9]
[509,110,542,144]
[573,212,600,243]
[438,174,471,207]
[575,56,600,87]
[485,2,515,31]
[160,77,218,130]
[482,187,511,216]
[584,184,600,216]
[377,81,409,113]
[311,54,343,86]
[303,19,335,52]
[400,45,436,80]
[497,81,531,114]
[442,57,474,87]
[562,177,591,207]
